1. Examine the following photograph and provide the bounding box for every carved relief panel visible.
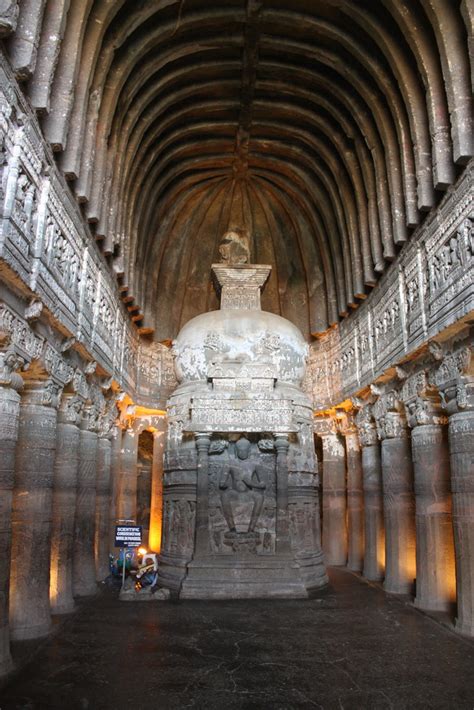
[207,437,276,556]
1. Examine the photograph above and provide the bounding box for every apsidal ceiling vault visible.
[6,0,473,339]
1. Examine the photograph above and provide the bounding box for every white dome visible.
[173,309,308,385]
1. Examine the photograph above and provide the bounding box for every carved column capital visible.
[372,389,408,440]
[313,414,337,437]
[194,432,211,453]
[336,410,357,436]
[58,392,84,426]
[354,403,378,447]
[0,348,24,391]
[431,344,473,414]
[80,403,101,432]
[401,369,447,427]
[22,379,63,408]
[273,433,290,454]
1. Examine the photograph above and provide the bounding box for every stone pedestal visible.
[117,427,138,522]
[49,394,81,614]
[449,409,474,636]
[73,407,99,597]
[361,443,385,581]
[0,355,22,675]
[345,426,364,572]
[95,436,112,581]
[319,428,347,566]
[10,380,59,640]
[149,423,166,552]
[411,424,455,611]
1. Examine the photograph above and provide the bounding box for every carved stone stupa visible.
[159,233,328,598]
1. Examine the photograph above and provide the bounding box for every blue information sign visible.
[115,525,142,548]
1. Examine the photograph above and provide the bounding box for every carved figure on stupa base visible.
[219,436,266,535]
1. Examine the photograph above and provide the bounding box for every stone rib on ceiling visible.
[6,0,473,340]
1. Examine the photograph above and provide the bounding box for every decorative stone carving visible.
[0,302,44,362]
[165,255,326,599]
[0,346,22,675]
[306,164,473,412]
[218,227,251,265]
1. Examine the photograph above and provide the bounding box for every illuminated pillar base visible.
[412,424,455,612]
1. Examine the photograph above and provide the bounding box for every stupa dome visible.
[173,307,308,385]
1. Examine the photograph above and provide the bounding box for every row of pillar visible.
[315,349,473,637]
[0,362,123,677]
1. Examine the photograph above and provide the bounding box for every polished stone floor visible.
[1,568,473,709]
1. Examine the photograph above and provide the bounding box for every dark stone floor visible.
[1,568,474,710]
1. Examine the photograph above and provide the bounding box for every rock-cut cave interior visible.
[0,1,473,707]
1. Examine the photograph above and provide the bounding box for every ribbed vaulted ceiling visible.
[8,0,473,340]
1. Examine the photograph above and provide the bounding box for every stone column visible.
[274,434,291,554]
[108,425,122,549]
[315,417,347,566]
[374,390,416,595]
[0,351,23,676]
[73,405,99,597]
[10,379,60,640]
[95,433,112,581]
[341,413,364,572]
[356,404,385,581]
[194,433,211,557]
[49,393,82,614]
[149,420,166,552]
[402,371,455,612]
[434,345,474,636]
[117,426,138,522]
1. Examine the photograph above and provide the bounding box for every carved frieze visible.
[307,164,473,412]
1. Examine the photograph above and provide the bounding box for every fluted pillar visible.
[0,351,23,676]
[356,404,385,581]
[341,413,364,572]
[95,434,112,581]
[315,417,347,566]
[117,426,138,522]
[149,420,166,552]
[73,405,99,597]
[402,371,455,612]
[49,393,82,614]
[10,380,60,640]
[374,391,416,595]
[434,345,474,636]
